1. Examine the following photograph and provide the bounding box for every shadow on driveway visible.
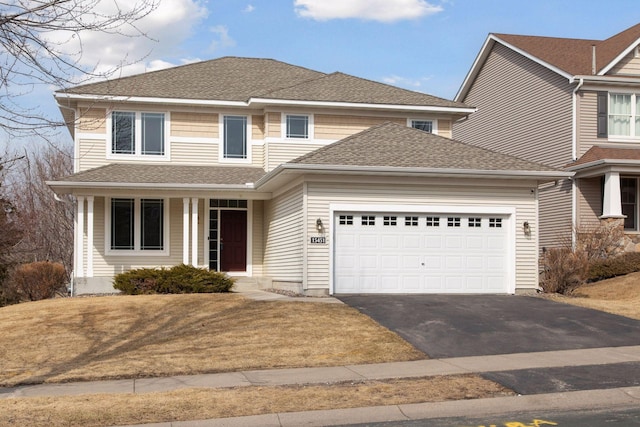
[337,295,640,358]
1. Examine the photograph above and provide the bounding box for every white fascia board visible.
[248,98,476,114]
[572,74,640,86]
[54,92,247,108]
[567,158,640,172]
[255,163,573,188]
[46,180,256,192]
[598,38,640,75]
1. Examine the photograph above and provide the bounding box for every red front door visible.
[220,210,247,272]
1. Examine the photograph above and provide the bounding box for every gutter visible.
[570,77,584,244]
[46,180,256,192]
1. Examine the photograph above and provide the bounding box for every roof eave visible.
[567,158,640,173]
[249,98,475,114]
[572,74,640,86]
[54,92,248,108]
[46,180,256,194]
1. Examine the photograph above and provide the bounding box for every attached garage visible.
[332,208,513,294]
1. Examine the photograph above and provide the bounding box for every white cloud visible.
[294,0,443,22]
[382,75,433,91]
[243,4,255,13]
[46,0,208,81]
[208,25,236,52]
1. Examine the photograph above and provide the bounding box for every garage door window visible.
[489,218,502,228]
[339,215,353,225]
[383,216,397,226]
[426,216,440,227]
[469,217,481,227]
[362,215,375,226]
[448,217,461,227]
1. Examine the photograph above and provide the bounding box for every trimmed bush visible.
[9,261,68,301]
[587,252,640,282]
[113,264,234,295]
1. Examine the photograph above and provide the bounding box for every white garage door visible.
[333,212,510,294]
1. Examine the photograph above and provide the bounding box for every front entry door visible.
[220,210,247,272]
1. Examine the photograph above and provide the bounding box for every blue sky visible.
[5,0,640,149]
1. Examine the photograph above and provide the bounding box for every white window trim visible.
[281,113,315,141]
[219,114,252,164]
[608,93,640,141]
[408,118,438,135]
[105,197,170,256]
[106,110,171,160]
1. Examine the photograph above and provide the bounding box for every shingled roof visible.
[289,122,559,172]
[495,23,640,76]
[567,146,640,169]
[57,57,468,109]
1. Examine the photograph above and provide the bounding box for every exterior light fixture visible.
[523,221,531,236]
[316,218,323,232]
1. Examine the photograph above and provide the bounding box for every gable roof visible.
[57,56,469,110]
[456,23,640,101]
[288,122,560,172]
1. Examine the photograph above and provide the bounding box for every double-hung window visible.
[110,198,166,252]
[621,177,638,231]
[223,115,247,159]
[111,111,166,156]
[609,94,640,138]
[286,115,309,139]
[410,119,434,133]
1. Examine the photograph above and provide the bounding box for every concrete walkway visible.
[2,290,639,426]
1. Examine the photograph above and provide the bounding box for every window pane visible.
[224,116,247,159]
[141,199,164,250]
[112,112,135,154]
[142,113,164,155]
[609,94,631,136]
[636,97,640,137]
[411,120,433,133]
[286,115,308,138]
[111,199,134,250]
[621,178,637,230]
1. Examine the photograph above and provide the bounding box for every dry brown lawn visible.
[0,375,513,427]
[540,272,640,320]
[0,294,424,387]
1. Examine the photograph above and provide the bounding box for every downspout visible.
[571,77,584,248]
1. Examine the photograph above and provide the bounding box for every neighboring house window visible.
[224,115,247,159]
[621,177,638,230]
[608,94,640,138]
[111,111,165,156]
[286,115,309,138]
[411,120,433,133]
[110,198,165,251]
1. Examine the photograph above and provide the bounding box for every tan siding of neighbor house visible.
[538,180,574,249]
[171,112,218,138]
[609,50,640,75]
[577,177,603,228]
[263,184,304,283]
[78,108,107,134]
[314,114,404,140]
[438,119,452,139]
[304,176,540,292]
[576,91,600,157]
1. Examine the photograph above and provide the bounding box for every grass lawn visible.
[539,271,640,320]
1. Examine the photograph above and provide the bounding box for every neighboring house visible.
[48,57,567,296]
[454,23,640,252]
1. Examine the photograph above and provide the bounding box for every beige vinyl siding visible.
[78,138,107,171]
[171,112,218,138]
[251,144,264,169]
[78,108,107,133]
[89,197,187,277]
[266,143,324,170]
[576,91,600,156]
[266,112,280,138]
[252,115,265,140]
[314,114,404,140]
[438,119,452,138]
[263,185,304,282]
[304,176,540,292]
[576,177,603,227]
[171,142,219,164]
[251,200,264,276]
[609,50,640,75]
[454,43,574,168]
[538,180,574,249]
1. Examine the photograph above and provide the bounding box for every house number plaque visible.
[310,236,326,244]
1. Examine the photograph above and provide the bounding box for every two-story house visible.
[454,23,640,252]
[48,57,567,296]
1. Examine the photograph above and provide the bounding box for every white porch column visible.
[183,198,190,264]
[76,196,85,278]
[191,198,199,266]
[86,196,94,277]
[602,171,624,218]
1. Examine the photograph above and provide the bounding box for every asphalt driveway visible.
[337,295,640,358]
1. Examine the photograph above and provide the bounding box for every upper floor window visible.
[609,94,640,138]
[286,115,309,139]
[111,111,165,156]
[411,120,433,133]
[223,115,247,159]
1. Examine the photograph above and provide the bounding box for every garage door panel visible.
[334,212,510,294]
